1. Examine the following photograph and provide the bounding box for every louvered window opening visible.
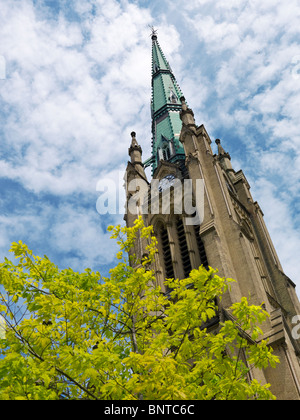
[160,227,174,279]
[176,219,192,278]
[194,225,209,269]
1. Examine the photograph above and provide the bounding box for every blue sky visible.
[0,0,299,290]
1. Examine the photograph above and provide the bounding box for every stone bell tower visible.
[124,30,300,400]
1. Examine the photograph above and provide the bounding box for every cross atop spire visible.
[149,26,158,41]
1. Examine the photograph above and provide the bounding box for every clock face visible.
[158,174,177,192]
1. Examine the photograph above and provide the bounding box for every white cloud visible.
[49,203,121,270]
[0,193,122,273]
[0,0,154,274]
[0,0,153,196]
[253,179,300,282]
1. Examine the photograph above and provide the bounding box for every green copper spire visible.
[144,30,185,174]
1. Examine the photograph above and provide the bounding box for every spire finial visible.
[149,25,158,41]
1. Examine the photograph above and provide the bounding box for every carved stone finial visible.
[215,139,227,156]
[130,131,139,148]
[180,96,188,111]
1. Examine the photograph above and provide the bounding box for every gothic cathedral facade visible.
[124,32,300,400]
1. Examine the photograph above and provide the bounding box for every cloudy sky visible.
[0,0,299,291]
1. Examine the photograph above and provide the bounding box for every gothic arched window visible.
[169,88,178,104]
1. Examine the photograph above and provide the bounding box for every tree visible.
[0,217,279,400]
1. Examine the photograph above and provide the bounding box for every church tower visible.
[124,31,300,400]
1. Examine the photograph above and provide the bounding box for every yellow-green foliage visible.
[0,217,279,400]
